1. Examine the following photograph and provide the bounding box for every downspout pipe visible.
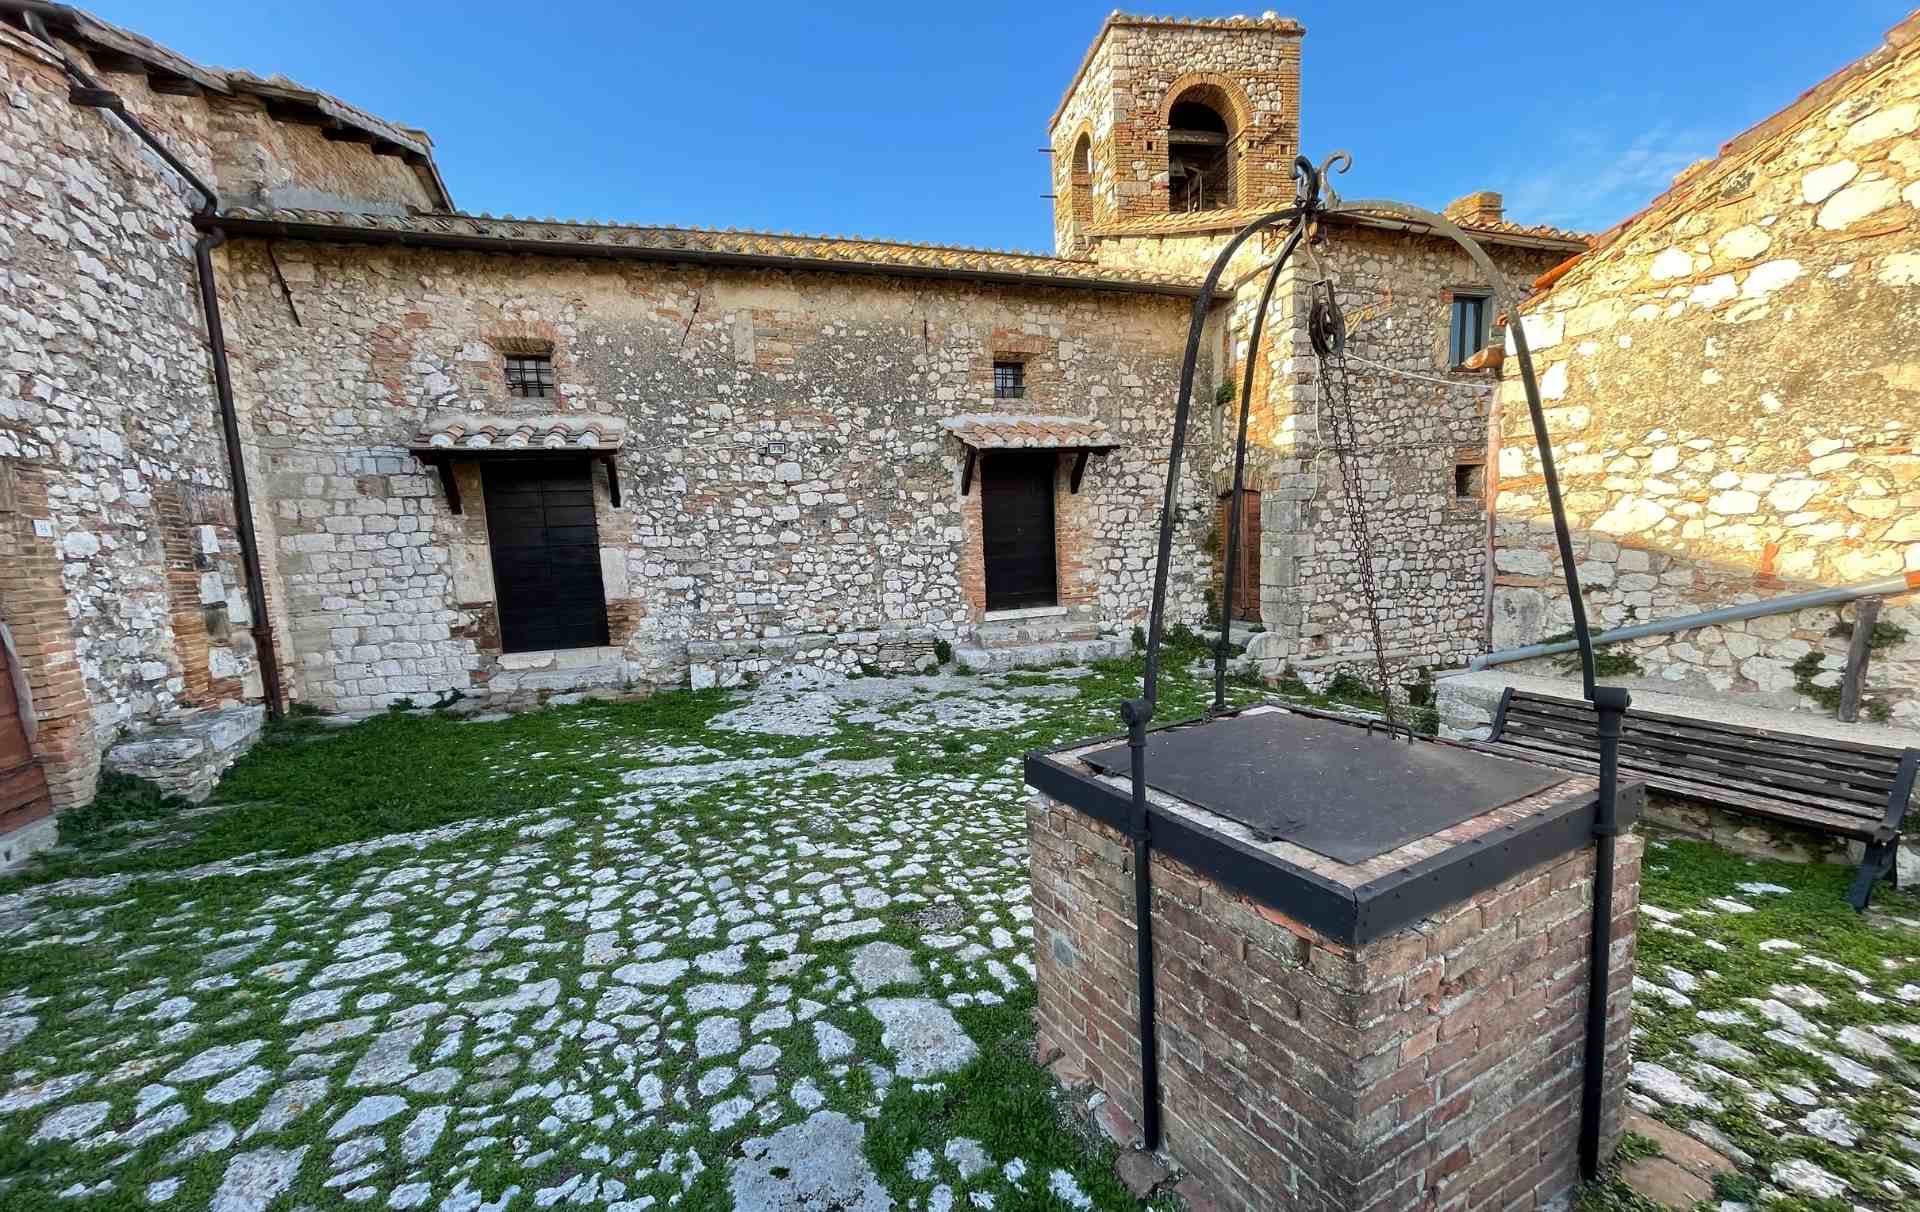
[1468,572,1920,671]
[18,8,285,719]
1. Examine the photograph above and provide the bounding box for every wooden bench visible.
[1466,687,1919,911]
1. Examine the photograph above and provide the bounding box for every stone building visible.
[0,5,1584,861]
[1042,15,1581,683]
[1488,11,1920,727]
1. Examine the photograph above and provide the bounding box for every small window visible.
[504,354,556,398]
[1449,295,1491,367]
[1454,461,1486,500]
[993,361,1025,400]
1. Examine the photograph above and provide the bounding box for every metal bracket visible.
[432,458,461,515]
[601,454,622,508]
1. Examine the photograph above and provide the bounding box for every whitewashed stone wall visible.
[1494,31,1920,727]
[219,242,1216,712]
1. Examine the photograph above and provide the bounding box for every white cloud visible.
[1498,120,1714,233]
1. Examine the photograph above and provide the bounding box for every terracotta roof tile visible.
[409,413,627,453]
[940,414,1119,450]
[1090,205,1591,251]
[1535,10,1920,293]
[6,4,451,208]
[216,207,1211,295]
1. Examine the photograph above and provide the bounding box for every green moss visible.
[44,770,192,850]
[1825,618,1909,650]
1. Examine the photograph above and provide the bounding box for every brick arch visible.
[485,320,560,356]
[1158,72,1255,137]
[1060,121,1096,252]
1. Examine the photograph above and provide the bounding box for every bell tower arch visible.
[1048,13,1304,256]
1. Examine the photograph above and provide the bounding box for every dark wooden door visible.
[981,451,1058,611]
[0,634,51,839]
[483,460,611,653]
[1216,489,1261,622]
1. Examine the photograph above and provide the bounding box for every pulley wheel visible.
[1308,283,1346,358]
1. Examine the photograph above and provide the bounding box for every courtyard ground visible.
[0,660,1915,1212]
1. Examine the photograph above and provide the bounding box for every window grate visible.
[993,361,1025,400]
[505,355,556,398]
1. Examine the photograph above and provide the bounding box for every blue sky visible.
[97,1,1903,250]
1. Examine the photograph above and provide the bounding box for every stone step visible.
[970,613,1099,650]
[103,704,266,803]
[951,635,1128,673]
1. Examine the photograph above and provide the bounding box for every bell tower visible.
[1049,13,1304,257]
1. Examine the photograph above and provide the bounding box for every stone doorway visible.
[980,452,1059,611]
[482,459,611,653]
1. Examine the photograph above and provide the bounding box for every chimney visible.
[1443,190,1505,227]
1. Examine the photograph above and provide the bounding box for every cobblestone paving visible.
[11,662,1914,1212]
[0,664,1229,1212]
[1623,833,1920,1210]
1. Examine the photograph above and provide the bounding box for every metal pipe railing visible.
[1467,572,1920,672]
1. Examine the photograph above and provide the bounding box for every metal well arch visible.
[1121,153,1628,1179]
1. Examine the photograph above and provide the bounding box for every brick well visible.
[1027,711,1642,1212]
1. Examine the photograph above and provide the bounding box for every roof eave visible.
[1087,209,1589,254]
[202,214,1230,301]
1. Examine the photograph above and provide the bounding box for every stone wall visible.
[0,14,451,820]
[1051,13,1304,249]
[218,240,1220,711]
[1234,225,1565,691]
[1493,20,1920,728]
[0,28,257,805]
[204,97,439,215]
[1029,793,1642,1212]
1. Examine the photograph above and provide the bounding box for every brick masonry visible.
[1029,789,1642,1212]
[1052,14,1304,248]
[1,1,1611,831]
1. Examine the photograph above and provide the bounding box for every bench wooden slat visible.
[1471,686,1918,912]
[1505,697,1906,776]
[1484,731,1883,826]
[1471,738,1882,839]
[1505,705,1899,790]
[1505,693,1909,764]
[1502,712,1893,809]
[1504,716,1897,802]
[1512,695,1904,772]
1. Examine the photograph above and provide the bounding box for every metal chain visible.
[1312,294,1400,736]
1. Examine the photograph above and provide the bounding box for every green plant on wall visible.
[1540,630,1644,678]
[1792,650,1896,721]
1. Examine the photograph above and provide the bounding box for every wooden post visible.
[1837,597,1881,723]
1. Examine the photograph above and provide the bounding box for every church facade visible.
[0,6,1583,857]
